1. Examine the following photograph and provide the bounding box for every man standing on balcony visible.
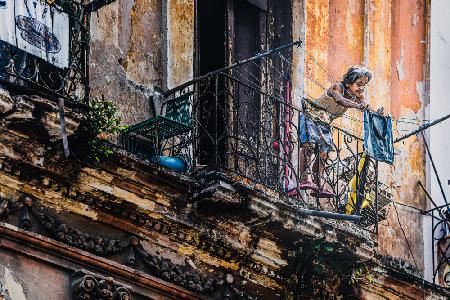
[298,65,373,198]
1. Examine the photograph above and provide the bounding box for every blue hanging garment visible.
[363,110,394,164]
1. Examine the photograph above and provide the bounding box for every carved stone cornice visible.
[0,222,203,299]
[0,156,286,285]
[0,196,130,256]
[0,92,83,142]
[0,196,223,295]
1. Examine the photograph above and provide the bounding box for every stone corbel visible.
[71,270,131,300]
[210,274,256,300]
[0,89,83,143]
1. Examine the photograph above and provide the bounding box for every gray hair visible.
[342,65,373,85]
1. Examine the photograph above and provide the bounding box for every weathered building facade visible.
[1,0,450,299]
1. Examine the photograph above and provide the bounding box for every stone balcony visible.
[0,87,377,298]
[1,88,449,299]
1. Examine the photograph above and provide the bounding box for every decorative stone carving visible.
[0,196,130,256]
[71,270,131,300]
[130,239,218,294]
[0,195,224,295]
[0,94,82,142]
[0,157,284,284]
[0,156,293,298]
[0,155,286,277]
[0,196,24,218]
[211,274,256,300]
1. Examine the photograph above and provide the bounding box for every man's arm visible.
[327,85,364,110]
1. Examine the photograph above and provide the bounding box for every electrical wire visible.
[232,45,447,144]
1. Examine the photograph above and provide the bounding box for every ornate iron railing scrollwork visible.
[122,71,389,232]
[430,208,450,288]
[120,42,390,232]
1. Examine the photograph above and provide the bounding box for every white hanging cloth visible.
[0,0,70,69]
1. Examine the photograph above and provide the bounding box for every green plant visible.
[85,96,127,161]
[350,263,376,285]
[287,239,378,299]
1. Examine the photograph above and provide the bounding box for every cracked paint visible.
[416,81,425,104]
[166,0,195,89]
[89,0,161,125]
[396,42,405,81]
[303,0,428,271]
[412,13,419,26]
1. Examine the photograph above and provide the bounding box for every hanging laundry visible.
[363,110,394,164]
[345,153,374,215]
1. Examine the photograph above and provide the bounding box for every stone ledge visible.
[0,222,203,300]
[0,90,377,297]
[192,171,375,262]
[0,88,84,143]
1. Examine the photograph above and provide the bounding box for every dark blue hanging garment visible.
[363,110,394,164]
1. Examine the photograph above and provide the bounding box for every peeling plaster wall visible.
[88,0,194,123]
[0,250,70,300]
[87,0,431,276]
[386,0,428,273]
[165,0,195,90]
[89,0,164,125]
[302,0,429,270]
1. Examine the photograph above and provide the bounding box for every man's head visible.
[342,65,373,97]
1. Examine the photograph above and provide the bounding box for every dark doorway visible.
[197,0,226,76]
[196,0,227,166]
[233,0,262,140]
[195,0,292,174]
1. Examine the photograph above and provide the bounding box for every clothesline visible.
[230,43,449,142]
[235,44,437,127]
[394,112,450,143]
[289,47,449,140]
[290,46,438,125]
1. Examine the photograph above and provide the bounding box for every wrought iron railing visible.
[428,203,450,287]
[121,42,392,232]
[0,0,89,103]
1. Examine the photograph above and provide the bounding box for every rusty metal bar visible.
[314,143,320,209]
[164,40,302,97]
[296,208,362,222]
[432,209,436,284]
[85,0,117,13]
[214,75,219,167]
[394,113,450,143]
[355,140,360,214]
[374,160,379,235]
[335,130,340,210]
[58,98,70,158]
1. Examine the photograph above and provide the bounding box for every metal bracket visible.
[85,0,117,13]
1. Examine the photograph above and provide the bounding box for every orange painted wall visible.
[303,0,428,270]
